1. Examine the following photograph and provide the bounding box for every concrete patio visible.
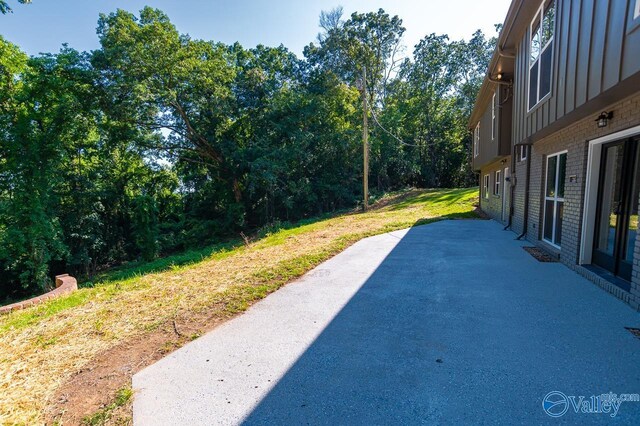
[133,220,640,425]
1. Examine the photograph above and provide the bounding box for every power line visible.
[368,104,421,148]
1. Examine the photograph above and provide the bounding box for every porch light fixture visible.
[496,72,503,80]
[596,111,613,128]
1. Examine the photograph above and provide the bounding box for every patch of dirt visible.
[46,311,231,425]
[523,246,558,262]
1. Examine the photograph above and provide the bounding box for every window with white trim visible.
[491,93,496,141]
[528,0,555,110]
[519,145,528,162]
[494,170,501,196]
[483,174,490,199]
[543,151,566,247]
[635,0,640,19]
[474,123,480,157]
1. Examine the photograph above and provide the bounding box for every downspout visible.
[504,143,517,231]
[516,142,532,240]
[491,0,524,230]
[468,129,481,203]
[497,83,514,231]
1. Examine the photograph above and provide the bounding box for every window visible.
[474,123,480,157]
[483,174,490,199]
[494,170,501,196]
[543,151,567,247]
[636,0,640,19]
[519,145,528,162]
[491,93,496,140]
[528,0,555,110]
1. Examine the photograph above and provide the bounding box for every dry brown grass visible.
[0,188,478,424]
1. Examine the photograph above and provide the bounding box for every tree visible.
[305,8,405,104]
[0,0,31,14]
[372,31,495,189]
[318,7,343,41]
[0,48,93,293]
[0,8,495,299]
[95,8,240,195]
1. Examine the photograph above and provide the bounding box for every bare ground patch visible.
[47,312,227,424]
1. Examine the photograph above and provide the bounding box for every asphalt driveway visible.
[133,220,640,425]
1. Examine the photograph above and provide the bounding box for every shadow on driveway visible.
[243,221,640,424]
[133,220,640,425]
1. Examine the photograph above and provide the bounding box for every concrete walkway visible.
[133,220,640,425]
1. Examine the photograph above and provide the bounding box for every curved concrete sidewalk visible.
[133,220,640,425]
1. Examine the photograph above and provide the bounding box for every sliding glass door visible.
[593,138,640,281]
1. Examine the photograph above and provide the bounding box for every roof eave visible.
[467,0,525,129]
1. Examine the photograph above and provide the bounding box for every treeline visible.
[0,7,494,299]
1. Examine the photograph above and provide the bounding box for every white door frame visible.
[580,124,640,264]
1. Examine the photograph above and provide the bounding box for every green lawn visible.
[0,187,479,425]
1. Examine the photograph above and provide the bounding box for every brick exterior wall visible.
[511,151,527,235]
[479,158,511,225]
[511,91,640,310]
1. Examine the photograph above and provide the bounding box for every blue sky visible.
[0,0,511,58]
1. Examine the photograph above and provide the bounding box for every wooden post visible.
[362,66,369,211]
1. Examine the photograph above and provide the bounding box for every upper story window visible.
[491,93,496,141]
[636,0,640,19]
[528,0,555,110]
[474,123,480,157]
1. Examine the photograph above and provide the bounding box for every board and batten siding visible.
[512,0,640,145]
[472,89,497,170]
[472,85,512,171]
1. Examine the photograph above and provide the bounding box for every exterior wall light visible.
[596,111,613,128]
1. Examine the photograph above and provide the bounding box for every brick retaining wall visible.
[0,274,78,315]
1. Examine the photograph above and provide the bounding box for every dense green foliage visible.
[0,7,494,299]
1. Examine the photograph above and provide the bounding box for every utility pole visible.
[362,66,369,211]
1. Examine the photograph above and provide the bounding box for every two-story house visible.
[471,0,640,309]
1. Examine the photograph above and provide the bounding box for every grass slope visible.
[0,187,478,424]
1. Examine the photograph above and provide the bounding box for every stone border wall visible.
[0,274,77,315]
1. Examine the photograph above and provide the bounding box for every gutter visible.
[487,74,513,86]
[498,0,524,58]
[489,0,524,77]
[497,49,516,59]
[468,0,525,128]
